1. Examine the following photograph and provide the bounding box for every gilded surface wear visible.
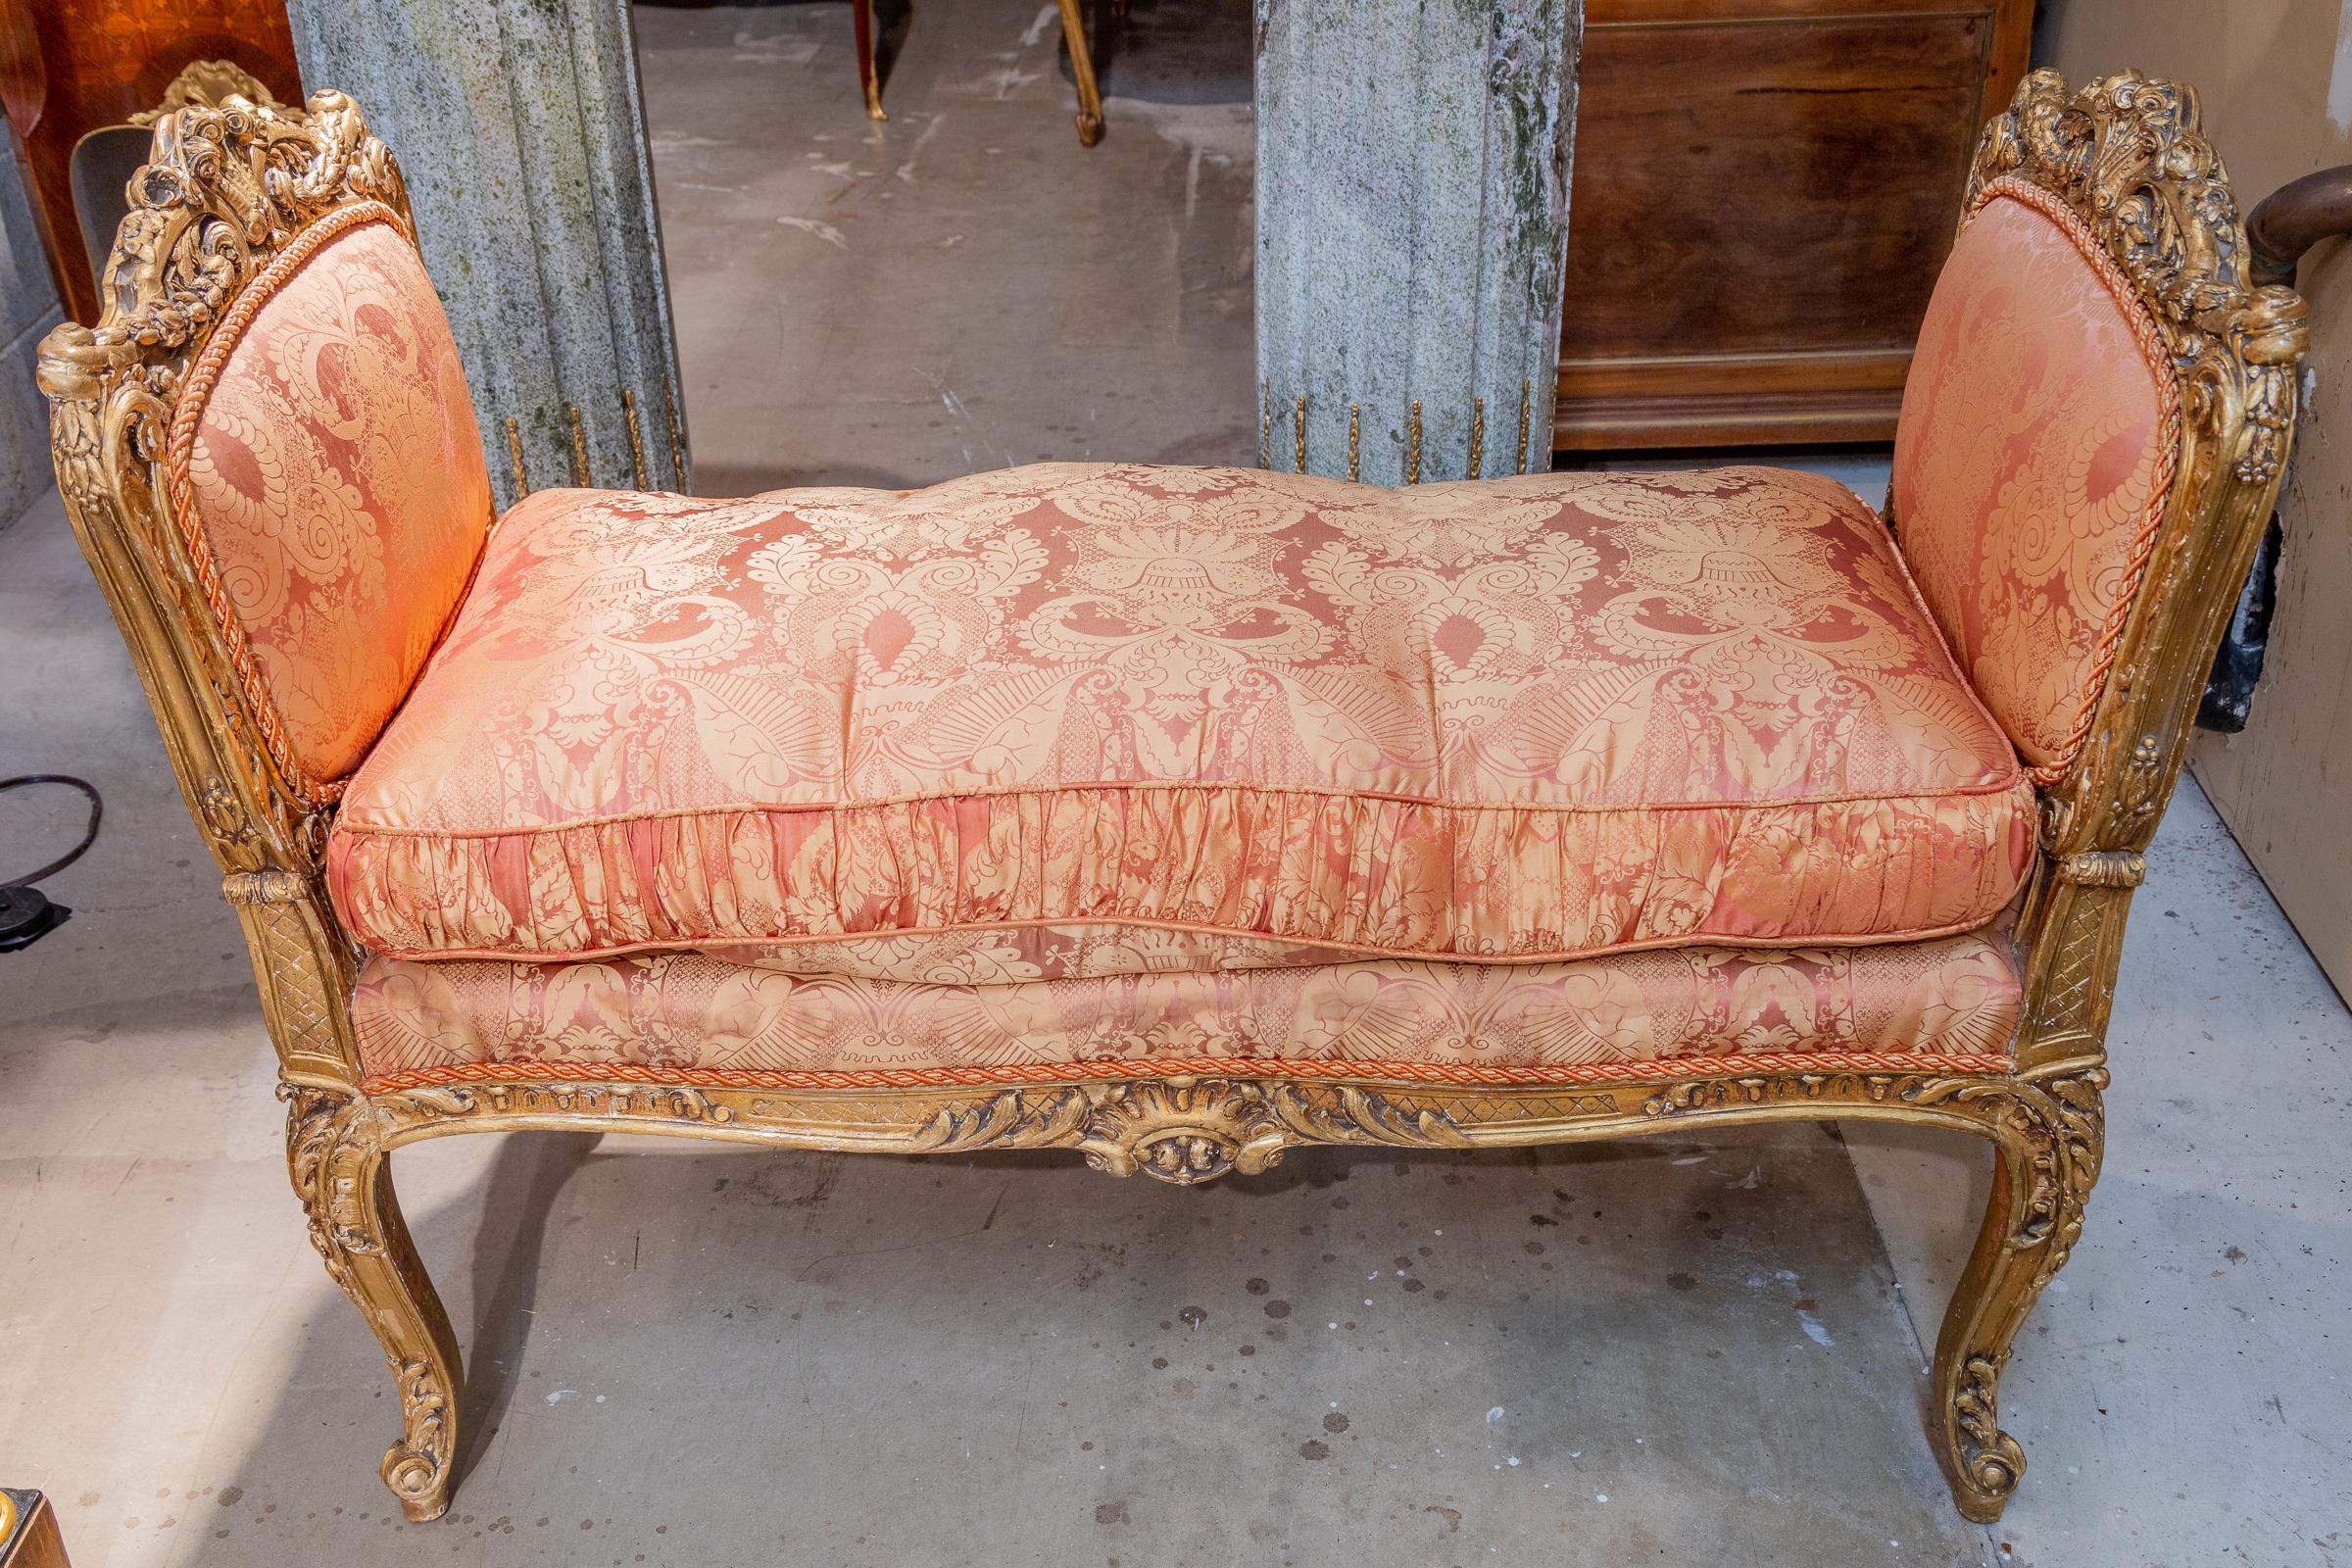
[349,925,2022,1085]
[327,464,2033,965]
[1891,178,2179,780]
[171,209,492,790]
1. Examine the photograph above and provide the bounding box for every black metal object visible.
[2196,515,2281,732]
[2194,166,2352,731]
[0,774,102,953]
[0,886,70,952]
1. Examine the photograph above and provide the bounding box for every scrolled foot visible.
[1076,112,1103,147]
[1943,1352,2026,1522]
[1925,1067,2103,1521]
[384,1448,451,1523]
[380,1354,456,1521]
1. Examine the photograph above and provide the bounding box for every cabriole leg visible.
[283,1087,464,1522]
[1929,1067,2107,1521]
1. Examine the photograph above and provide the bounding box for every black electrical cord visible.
[1,775,103,887]
[0,775,103,951]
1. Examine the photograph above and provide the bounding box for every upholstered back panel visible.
[167,203,491,797]
[1890,177,2179,782]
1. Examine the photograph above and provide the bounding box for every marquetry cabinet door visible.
[1553,0,2034,451]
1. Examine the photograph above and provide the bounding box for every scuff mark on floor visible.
[777,216,850,249]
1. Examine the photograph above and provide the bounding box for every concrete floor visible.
[3,0,2349,1562]
[645,0,1258,493]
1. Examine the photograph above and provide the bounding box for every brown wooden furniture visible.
[0,0,299,323]
[850,0,1102,145]
[0,1492,70,1568]
[1553,0,2034,451]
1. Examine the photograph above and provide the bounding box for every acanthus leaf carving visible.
[915,1077,1472,1185]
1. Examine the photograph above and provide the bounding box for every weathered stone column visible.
[288,0,688,506]
[1254,0,1580,486]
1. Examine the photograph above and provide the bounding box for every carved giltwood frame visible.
[37,73,2306,1526]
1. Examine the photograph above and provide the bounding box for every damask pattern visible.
[350,927,2022,1084]
[720,924,1355,982]
[1890,178,2180,779]
[328,463,2033,965]
[172,211,492,789]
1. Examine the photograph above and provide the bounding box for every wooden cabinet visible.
[0,0,301,324]
[1553,0,2034,451]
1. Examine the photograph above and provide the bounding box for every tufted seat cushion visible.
[326,464,2034,970]
[349,928,2022,1091]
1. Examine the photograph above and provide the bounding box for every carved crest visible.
[1969,70,2306,485]
[128,60,285,126]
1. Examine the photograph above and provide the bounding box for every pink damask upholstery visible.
[1890,177,2179,780]
[326,463,2033,967]
[350,927,2022,1090]
[168,204,492,795]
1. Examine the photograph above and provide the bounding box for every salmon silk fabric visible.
[1890,178,2178,780]
[326,463,2033,967]
[350,930,2022,1086]
[174,211,492,788]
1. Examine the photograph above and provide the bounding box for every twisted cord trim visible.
[1966,176,2184,785]
[162,200,412,806]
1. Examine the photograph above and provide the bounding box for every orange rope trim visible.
[163,201,414,808]
[359,1051,2015,1098]
[1968,176,2183,785]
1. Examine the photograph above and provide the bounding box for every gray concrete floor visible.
[3,0,2349,1562]
[645,0,1258,493]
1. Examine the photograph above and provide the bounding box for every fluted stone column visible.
[1254,0,1580,486]
[288,0,688,507]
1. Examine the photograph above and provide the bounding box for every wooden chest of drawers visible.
[1553,0,2034,450]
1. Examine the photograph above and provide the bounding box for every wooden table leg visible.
[854,0,887,120]
[1054,0,1104,146]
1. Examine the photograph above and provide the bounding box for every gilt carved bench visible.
[36,70,2306,1526]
